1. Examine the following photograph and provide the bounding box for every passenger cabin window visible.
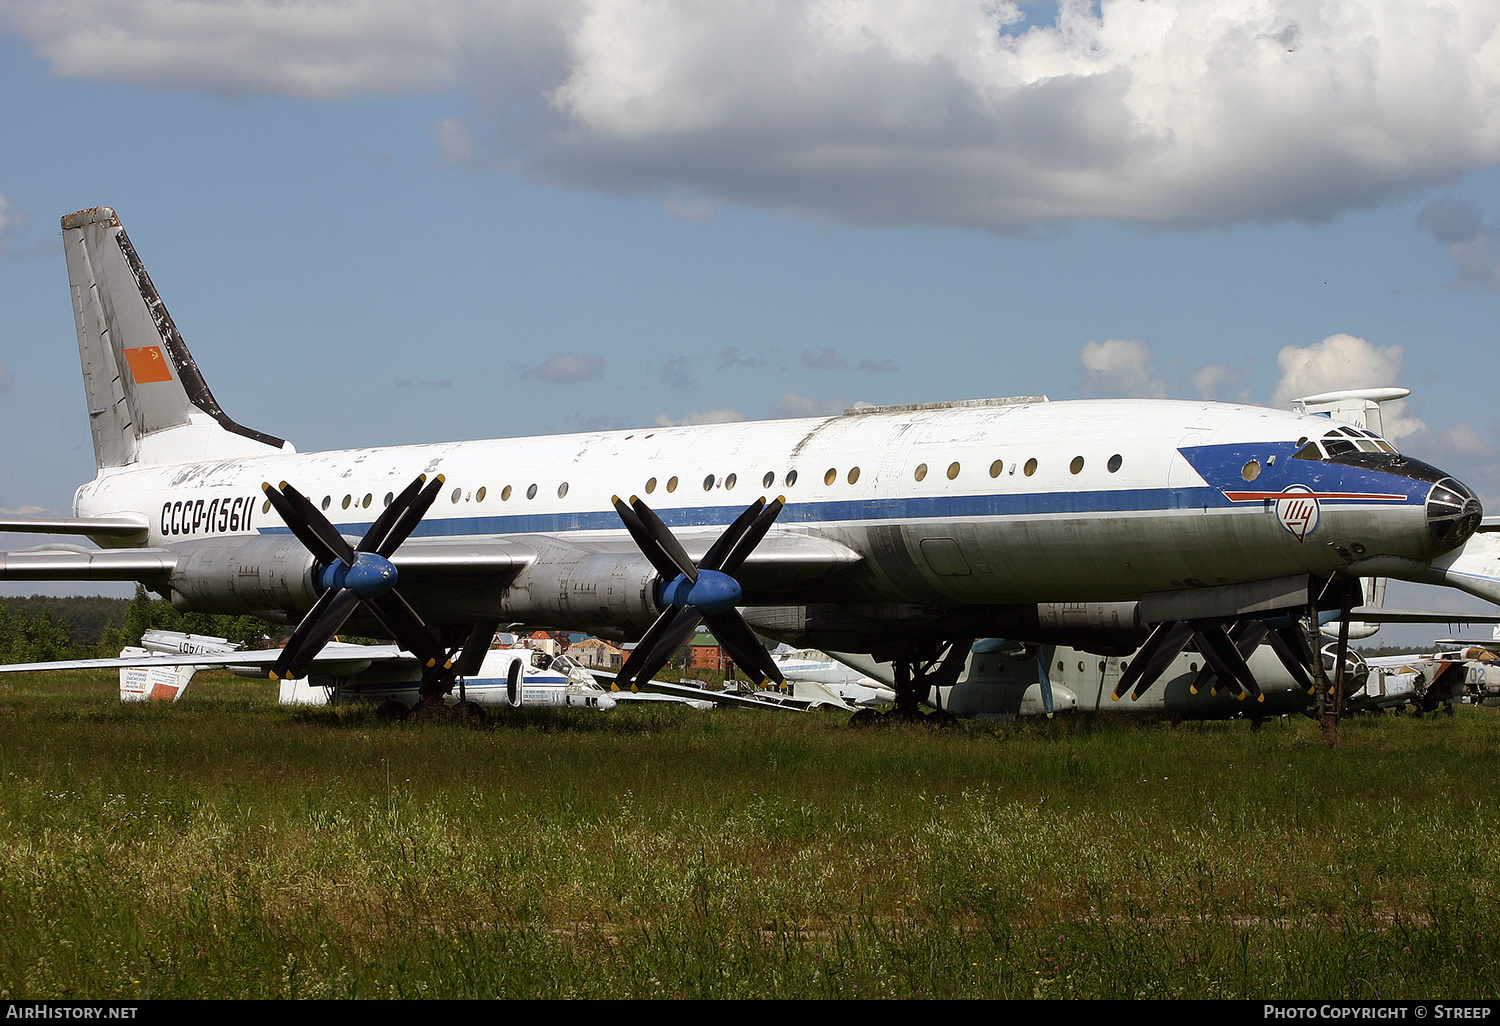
[645,477,657,494]
[762,471,775,488]
[913,464,927,482]
[847,468,859,485]
[1069,456,1084,475]
[989,460,1003,478]
[1107,454,1123,473]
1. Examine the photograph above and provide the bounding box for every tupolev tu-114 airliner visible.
[0,207,1492,717]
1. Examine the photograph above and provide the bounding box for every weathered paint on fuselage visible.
[73,397,1449,616]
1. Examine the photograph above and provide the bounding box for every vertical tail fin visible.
[61,207,291,469]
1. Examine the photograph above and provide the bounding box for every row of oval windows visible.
[284,453,1130,514]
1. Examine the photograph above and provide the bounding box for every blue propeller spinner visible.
[261,474,451,682]
[611,494,786,691]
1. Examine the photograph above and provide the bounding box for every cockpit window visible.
[1295,431,1399,460]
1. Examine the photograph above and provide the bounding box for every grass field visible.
[2,669,1500,1000]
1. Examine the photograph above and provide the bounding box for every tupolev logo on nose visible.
[1275,485,1320,541]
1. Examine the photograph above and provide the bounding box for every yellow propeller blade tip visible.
[1256,693,1266,703]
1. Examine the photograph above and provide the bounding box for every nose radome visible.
[1427,477,1483,551]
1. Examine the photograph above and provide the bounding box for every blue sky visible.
[0,1,1497,638]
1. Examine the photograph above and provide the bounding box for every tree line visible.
[0,587,276,664]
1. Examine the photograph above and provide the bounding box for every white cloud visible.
[663,196,715,223]
[1187,362,1249,401]
[0,194,13,233]
[660,355,696,391]
[1078,338,1167,398]
[1419,195,1500,289]
[6,2,1499,230]
[652,407,744,427]
[773,392,848,418]
[1271,333,1426,438]
[523,352,605,383]
[433,118,477,167]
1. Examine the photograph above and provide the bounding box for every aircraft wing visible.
[0,643,414,676]
[1344,606,1500,625]
[588,668,825,711]
[0,547,177,581]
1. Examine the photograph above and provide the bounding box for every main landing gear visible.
[851,638,973,725]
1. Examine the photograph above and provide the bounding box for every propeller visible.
[1113,616,1320,703]
[1034,645,1056,717]
[262,473,451,682]
[612,494,786,690]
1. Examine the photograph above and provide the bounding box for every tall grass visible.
[2,670,1498,998]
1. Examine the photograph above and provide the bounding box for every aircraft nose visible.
[1426,477,1483,551]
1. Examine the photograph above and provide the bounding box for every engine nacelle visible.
[167,535,319,615]
[499,549,661,633]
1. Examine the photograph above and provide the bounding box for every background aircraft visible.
[0,207,1492,722]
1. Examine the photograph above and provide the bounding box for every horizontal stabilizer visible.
[0,515,149,544]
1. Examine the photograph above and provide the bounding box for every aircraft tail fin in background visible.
[61,207,291,470]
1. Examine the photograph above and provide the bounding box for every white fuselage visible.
[73,397,1445,631]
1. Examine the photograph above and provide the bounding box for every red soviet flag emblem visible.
[123,346,173,384]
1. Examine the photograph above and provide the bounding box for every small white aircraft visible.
[102,629,725,715]
[771,648,897,707]
[0,207,1493,719]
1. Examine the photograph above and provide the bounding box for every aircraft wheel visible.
[376,701,409,722]
[848,708,883,727]
[457,701,487,726]
[925,709,960,728]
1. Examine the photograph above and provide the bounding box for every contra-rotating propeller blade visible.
[264,474,448,681]
[613,495,785,690]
